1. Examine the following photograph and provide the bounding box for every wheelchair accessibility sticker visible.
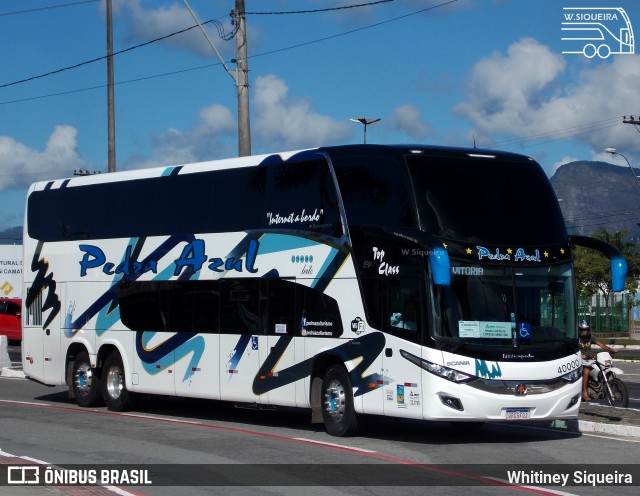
[518,323,531,339]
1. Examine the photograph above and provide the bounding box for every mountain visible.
[550,160,640,240]
[0,226,22,245]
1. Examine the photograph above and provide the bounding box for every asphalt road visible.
[1,378,639,496]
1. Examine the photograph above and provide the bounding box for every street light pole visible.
[350,117,381,144]
[605,147,640,189]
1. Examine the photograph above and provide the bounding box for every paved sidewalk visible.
[574,401,640,438]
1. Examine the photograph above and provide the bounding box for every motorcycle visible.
[585,349,629,408]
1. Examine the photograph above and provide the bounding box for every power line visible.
[243,0,394,15]
[0,15,230,89]
[0,0,457,100]
[0,0,98,17]
[0,0,404,89]
[482,117,623,150]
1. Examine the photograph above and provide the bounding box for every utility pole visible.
[234,0,251,156]
[106,0,116,172]
[623,116,640,126]
[183,1,245,156]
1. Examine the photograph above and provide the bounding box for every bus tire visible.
[321,365,359,437]
[72,351,103,407]
[102,352,137,412]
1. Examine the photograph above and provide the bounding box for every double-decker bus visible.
[22,144,627,436]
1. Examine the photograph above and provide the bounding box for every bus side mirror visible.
[430,246,450,286]
[611,256,627,293]
[569,235,628,293]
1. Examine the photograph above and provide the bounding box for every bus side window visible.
[296,283,343,337]
[387,277,421,334]
[219,279,264,335]
[265,279,296,335]
[118,281,167,331]
[167,281,219,333]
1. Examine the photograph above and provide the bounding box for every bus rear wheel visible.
[321,365,359,437]
[72,351,103,407]
[102,352,138,412]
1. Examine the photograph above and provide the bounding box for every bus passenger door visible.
[382,275,424,419]
[171,288,220,401]
[262,279,298,408]
[22,283,50,384]
[219,279,265,404]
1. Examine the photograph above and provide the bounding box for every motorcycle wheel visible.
[605,378,629,408]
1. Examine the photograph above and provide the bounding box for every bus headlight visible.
[400,350,474,384]
[560,368,581,383]
[423,360,475,383]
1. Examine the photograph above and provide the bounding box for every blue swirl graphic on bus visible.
[69,235,195,335]
[227,334,253,372]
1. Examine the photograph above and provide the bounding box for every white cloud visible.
[389,104,431,139]
[456,38,640,163]
[552,155,579,174]
[0,125,84,191]
[122,73,354,169]
[113,0,237,58]
[123,73,356,168]
[124,103,237,169]
[252,74,353,151]
[456,38,566,133]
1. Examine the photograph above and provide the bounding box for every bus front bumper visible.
[422,376,582,422]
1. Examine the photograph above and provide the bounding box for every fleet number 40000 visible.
[558,358,580,374]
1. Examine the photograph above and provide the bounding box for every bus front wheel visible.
[102,352,138,412]
[321,365,359,437]
[72,351,103,407]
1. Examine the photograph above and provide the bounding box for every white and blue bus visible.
[22,144,627,436]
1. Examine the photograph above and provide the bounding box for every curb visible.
[0,367,26,378]
[577,419,640,438]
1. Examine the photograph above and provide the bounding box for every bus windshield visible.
[406,154,566,245]
[434,261,576,348]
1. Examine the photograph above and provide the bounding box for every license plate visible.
[505,408,531,420]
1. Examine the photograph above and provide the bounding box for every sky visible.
[1,0,639,233]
